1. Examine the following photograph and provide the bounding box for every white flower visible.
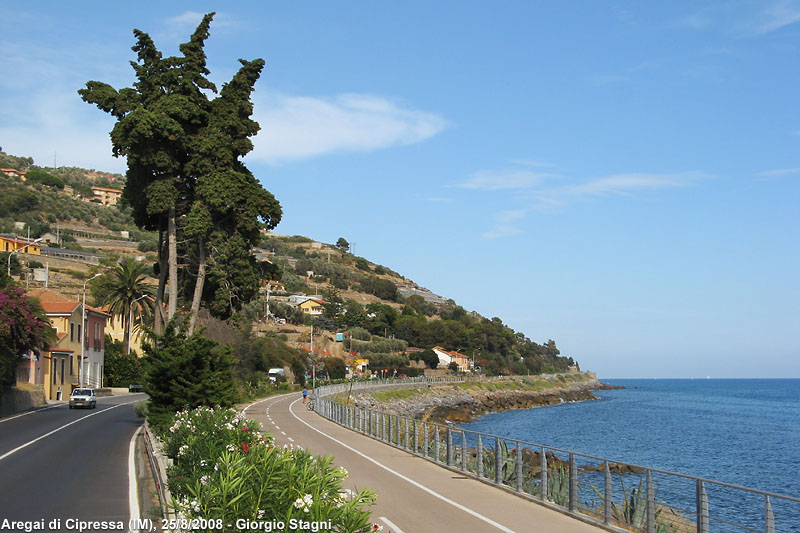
[336,467,348,477]
[257,510,265,519]
[200,475,210,486]
[226,444,236,452]
[178,445,188,457]
[293,494,313,513]
[200,460,207,467]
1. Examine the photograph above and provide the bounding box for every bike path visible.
[244,394,604,533]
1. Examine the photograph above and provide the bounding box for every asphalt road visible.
[244,394,603,533]
[0,394,146,532]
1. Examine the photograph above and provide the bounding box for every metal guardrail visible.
[142,421,178,521]
[313,378,800,533]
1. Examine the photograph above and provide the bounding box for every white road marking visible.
[288,437,294,442]
[0,400,139,462]
[281,431,286,435]
[0,403,61,423]
[288,399,515,533]
[380,516,406,533]
[275,426,280,430]
[129,425,142,527]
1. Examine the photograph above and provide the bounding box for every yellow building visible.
[21,290,110,399]
[91,186,123,206]
[299,298,325,316]
[0,235,41,255]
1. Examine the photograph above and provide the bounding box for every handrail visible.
[312,377,800,533]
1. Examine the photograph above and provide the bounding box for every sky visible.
[1,1,798,378]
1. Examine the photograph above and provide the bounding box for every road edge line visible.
[129,425,143,529]
[287,398,515,533]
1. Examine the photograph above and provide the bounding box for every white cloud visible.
[249,92,448,164]
[164,11,206,29]
[457,170,553,190]
[469,169,710,238]
[481,210,526,239]
[558,172,709,197]
[753,0,800,34]
[756,167,800,178]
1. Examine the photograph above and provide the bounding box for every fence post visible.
[423,422,429,459]
[413,420,418,454]
[765,495,775,533]
[604,461,611,524]
[447,429,453,466]
[541,447,548,502]
[495,437,503,485]
[646,470,655,533]
[697,480,709,533]
[477,435,484,478]
[461,431,468,472]
[569,453,577,512]
[434,426,441,463]
[515,443,523,492]
[404,418,409,450]
[388,414,393,444]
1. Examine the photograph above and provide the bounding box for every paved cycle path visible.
[244,394,604,533]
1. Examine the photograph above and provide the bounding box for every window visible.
[60,358,65,384]
[69,355,74,376]
[78,324,82,346]
[52,359,57,385]
[70,323,74,342]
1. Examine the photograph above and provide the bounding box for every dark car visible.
[128,384,143,393]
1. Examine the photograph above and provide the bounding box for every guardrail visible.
[141,421,178,521]
[313,378,800,533]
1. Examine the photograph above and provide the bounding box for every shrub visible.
[163,407,376,531]
[143,326,236,432]
[348,327,371,341]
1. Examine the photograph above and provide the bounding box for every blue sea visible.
[460,378,800,501]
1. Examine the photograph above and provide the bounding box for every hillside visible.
[0,149,577,376]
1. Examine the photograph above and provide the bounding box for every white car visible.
[69,388,96,409]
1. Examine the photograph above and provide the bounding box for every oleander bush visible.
[162,406,378,532]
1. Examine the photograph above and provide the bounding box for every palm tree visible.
[93,259,155,355]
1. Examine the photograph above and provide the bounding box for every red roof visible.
[40,301,80,314]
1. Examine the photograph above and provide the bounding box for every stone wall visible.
[0,385,47,418]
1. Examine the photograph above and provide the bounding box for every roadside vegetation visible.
[159,406,377,532]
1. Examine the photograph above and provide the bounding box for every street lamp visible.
[80,273,102,387]
[6,237,42,276]
[128,294,149,355]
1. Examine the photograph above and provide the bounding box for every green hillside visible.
[0,149,577,376]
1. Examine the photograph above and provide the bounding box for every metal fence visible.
[313,378,800,533]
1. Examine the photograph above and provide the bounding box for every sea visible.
[459,379,800,528]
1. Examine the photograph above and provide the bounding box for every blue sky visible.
[1,2,798,378]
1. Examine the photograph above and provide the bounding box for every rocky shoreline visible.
[347,374,622,423]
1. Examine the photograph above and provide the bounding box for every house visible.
[0,235,41,255]
[21,289,110,399]
[90,186,123,206]
[432,346,470,371]
[0,167,27,180]
[299,298,325,316]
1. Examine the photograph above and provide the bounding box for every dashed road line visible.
[287,398,515,533]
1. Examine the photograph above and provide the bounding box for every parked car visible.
[69,388,96,409]
[128,384,143,393]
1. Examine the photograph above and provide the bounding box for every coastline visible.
[346,373,622,423]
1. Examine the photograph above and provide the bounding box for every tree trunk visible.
[154,228,168,335]
[167,206,178,325]
[123,304,130,355]
[187,239,207,336]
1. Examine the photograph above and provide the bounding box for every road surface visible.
[0,394,145,531]
[244,393,603,533]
